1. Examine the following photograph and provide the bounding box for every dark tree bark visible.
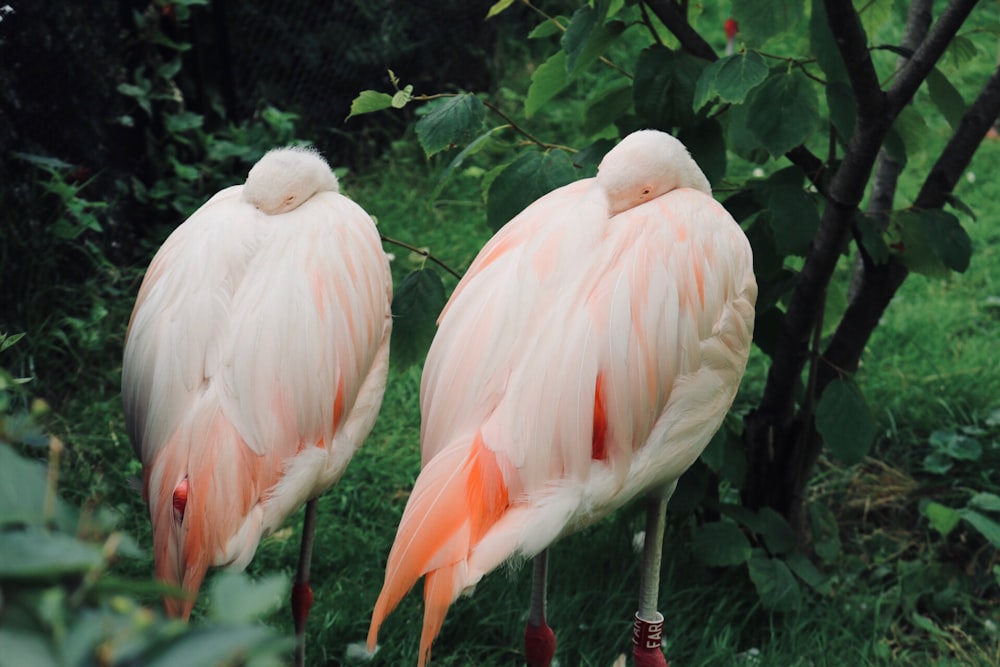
[644,0,989,534]
[742,0,982,532]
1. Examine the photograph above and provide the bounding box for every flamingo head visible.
[596,130,711,216]
[241,146,339,215]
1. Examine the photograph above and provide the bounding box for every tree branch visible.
[823,0,884,122]
[641,0,717,61]
[849,0,932,301]
[915,64,1000,209]
[885,0,982,115]
[380,235,462,279]
[757,1,905,419]
[821,63,1000,387]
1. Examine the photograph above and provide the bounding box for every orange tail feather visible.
[367,432,510,657]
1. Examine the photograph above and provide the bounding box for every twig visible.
[757,51,828,84]
[380,234,462,280]
[638,1,665,46]
[823,0,885,125]
[641,0,716,61]
[915,63,1000,210]
[886,0,981,116]
[481,101,577,152]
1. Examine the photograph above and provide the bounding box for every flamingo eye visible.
[641,187,652,197]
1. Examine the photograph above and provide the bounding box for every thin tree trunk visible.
[741,0,980,531]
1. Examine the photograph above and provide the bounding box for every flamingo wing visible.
[368,171,755,664]
[123,176,391,617]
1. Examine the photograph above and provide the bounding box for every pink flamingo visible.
[122,146,393,666]
[366,130,757,666]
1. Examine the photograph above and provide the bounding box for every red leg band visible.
[291,581,314,629]
[632,612,668,667]
[524,621,556,667]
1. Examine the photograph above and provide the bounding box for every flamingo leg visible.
[292,497,319,667]
[524,548,557,667]
[633,482,675,667]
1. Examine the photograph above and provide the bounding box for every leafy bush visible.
[0,334,294,667]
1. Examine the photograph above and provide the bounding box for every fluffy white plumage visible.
[368,130,756,666]
[122,146,392,618]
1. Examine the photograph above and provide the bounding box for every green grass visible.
[25,4,1000,666]
[43,134,999,666]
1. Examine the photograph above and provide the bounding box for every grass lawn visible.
[13,3,1000,666]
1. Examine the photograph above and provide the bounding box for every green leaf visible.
[571,138,615,174]
[889,105,929,163]
[0,529,103,580]
[693,51,769,111]
[747,549,801,611]
[529,17,566,39]
[808,502,841,564]
[732,0,805,47]
[691,521,752,567]
[678,119,726,186]
[814,378,874,465]
[485,149,577,232]
[633,46,708,130]
[209,571,289,623]
[969,493,1000,514]
[561,4,626,78]
[699,429,726,473]
[758,507,796,555]
[390,269,447,370]
[929,429,982,461]
[923,209,972,274]
[486,0,516,19]
[526,51,570,118]
[431,127,504,200]
[945,194,976,221]
[744,69,819,157]
[826,81,856,142]
[0,444,75,529]
[0,629,58,667]
[926,68,966,129]
[945,35,979,66]
[391,85,414,109]
[891,210,971,277]
[698,426,746,488]
[809,0,847,83]
[855,213,889,264]
[854,0,894,38]
[164,111,203,134]
[719,502,767,534]
[766,185,820,257]
[0,332,25,351]
[144,624,290,667]
[923,501,962,537]
[922,451,954,475]
[584,83,633,136]
[958,509,1000,549]
[910,612,951,639]
[724,102,770,164]
[822,279,847,337]
[415,94,486,157]
[346,90,394,119]
[785,550,831,594]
